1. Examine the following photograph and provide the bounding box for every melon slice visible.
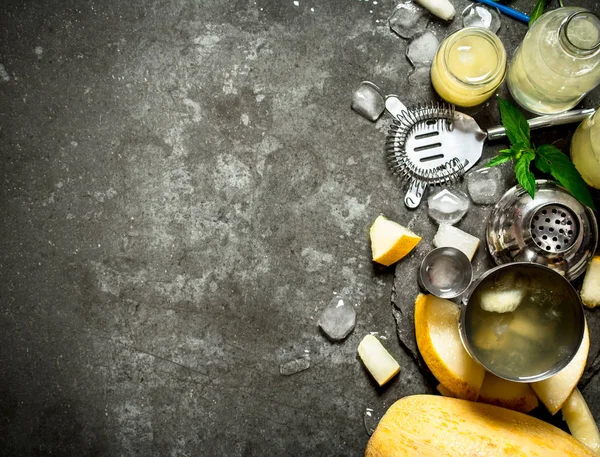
[369,215,421,266]
[581,256,600,308]
[436,383,456,398]
[357,334,400,386]
[562,388,600,454]
[477,372,539,413]
[531,322,590,415]
[415,293,485,400]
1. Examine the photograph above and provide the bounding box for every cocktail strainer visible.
[487,180,598,280]
[385,95,593,209]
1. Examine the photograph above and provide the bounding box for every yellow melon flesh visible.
[436,383,455,398]
[477,372,539,413]
[581,256,600,308]
[365,395,596,457]
[415,294,485,401]
[531,322,590,415]
[432,223,480,261]
[357,335,400,387]
[369,215,421,266]
[562,388,600,455]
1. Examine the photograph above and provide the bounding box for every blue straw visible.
[472,0,530,24]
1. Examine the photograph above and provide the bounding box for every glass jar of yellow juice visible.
[431,27,507,107]
[571,109,600,189]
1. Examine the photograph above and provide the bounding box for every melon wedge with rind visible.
[415,293,485,401]
[562,388,600,454]
[358,334,401,387]
[369,215,421,266]
[531,322,590,415]
[581,256,600,308]
[477,372,539,413]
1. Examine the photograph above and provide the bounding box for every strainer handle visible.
[486,108,596,141]
[404,179,428,209]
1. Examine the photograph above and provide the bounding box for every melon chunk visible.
[357,334,400,386]
[480,289,524,313]
[531,322,590,415]
[581,256,600,308]
[414,294,485,400]
[477,372,539,413]
[369,215,421,266]
[562,388,600,454]
[432,224,480,261]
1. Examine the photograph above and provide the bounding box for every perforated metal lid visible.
[530,204,578,253]
[487,180,598,281]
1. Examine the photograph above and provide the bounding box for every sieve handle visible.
[486,108,596,141]
[385,95,408,119]
[404,179,428,209]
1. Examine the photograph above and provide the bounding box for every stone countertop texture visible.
[1,0,599,455]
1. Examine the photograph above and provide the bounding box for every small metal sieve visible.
[530,204,578,253]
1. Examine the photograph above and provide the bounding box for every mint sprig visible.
[529,0,548,27]
[529,0,565,27]
[486,97,596,210]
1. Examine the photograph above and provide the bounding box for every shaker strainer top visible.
[487,180,598,281]
[530,204,579,254]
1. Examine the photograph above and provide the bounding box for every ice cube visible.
[461,4,501,33]
[427,256,462,289]
[427,188,470,225]
[466,167,504,205]
[388,1,429,39]
[279,356,311,376]
[318,295,356,341]
[351,81,385,122]
[406,31,439,66]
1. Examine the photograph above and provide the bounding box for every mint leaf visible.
[529,0,547,27]
[515,150,536,199]
[486,149,516,167]
[536,144,596,210]
[497,97,530,147]
[534,154,551,173]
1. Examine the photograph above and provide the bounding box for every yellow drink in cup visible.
[571,110,600,189]
[431,27,507,107]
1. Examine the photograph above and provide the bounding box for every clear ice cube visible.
[406,31,439,66]
[427,188,470,225]
[318,295,356,341]
[466,167,504,205]
[351,81,385,122]
[279,356,311,376]
[388,1,429,39]
[461,4,501,33]
[427,256,462,289]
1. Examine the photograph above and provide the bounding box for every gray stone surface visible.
[0,0,599,455]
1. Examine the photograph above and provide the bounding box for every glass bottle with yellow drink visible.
[507,8,600,115]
